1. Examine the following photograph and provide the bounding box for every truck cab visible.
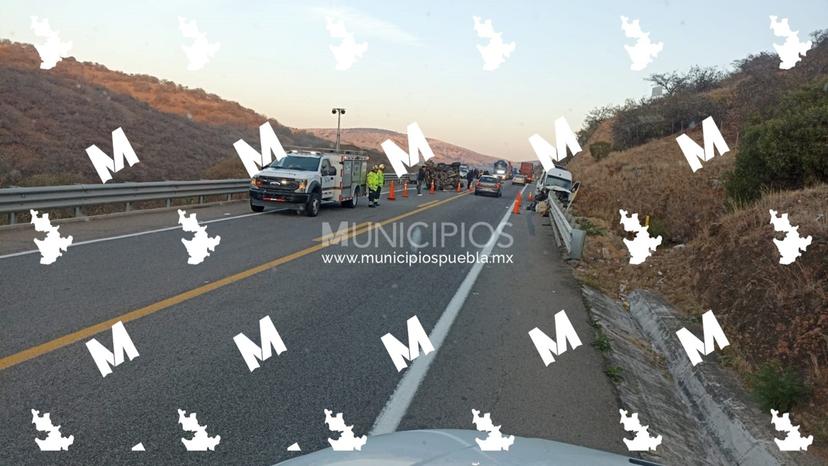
[249,149,368,216]
[536,167,576,206]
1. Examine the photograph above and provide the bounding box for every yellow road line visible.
[312,221,372,242]
[0,192,470,371]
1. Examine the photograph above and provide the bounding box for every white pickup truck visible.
[249,149,369,216]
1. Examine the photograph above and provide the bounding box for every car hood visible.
[274,429,652,466]
[258,168,313,179]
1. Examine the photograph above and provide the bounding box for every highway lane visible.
[397,206,627,453]
[0,189,455,358]
[0,183,624,465]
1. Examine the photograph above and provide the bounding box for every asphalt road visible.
[0,183,626,465]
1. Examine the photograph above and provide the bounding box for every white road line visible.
[0,186,409,260]
[370,185,527,435]
[0,209,285,261]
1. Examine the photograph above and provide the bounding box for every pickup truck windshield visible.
[269,156,320,171]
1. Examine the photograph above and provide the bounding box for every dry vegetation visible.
[0,41,396,187]
[568,33,828,447]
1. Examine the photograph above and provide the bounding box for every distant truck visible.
[249,149,368,216]
[493,159,512,180]
[519,162,534,182]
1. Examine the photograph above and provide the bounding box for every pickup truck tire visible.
[305,192,321,217]
[341,187,359,208]
[250,202,264,212]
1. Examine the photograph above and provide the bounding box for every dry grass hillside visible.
[303,127,500,167]
[0,40,268,129]
[567,34,828,447]
[0,40,494,184]
[568,119,734,243]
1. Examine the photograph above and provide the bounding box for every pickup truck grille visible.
[259,176,300,192]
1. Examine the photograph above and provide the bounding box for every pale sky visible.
[2,0,826,161]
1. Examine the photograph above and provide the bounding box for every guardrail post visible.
[8,211,15,225]
[226,193,232,201]
[165,198,171,208]
[569,229,586,260]
[198,195,204,204]
[125,202,132,212]
[74,206,82,217]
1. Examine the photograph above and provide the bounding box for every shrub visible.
[591,333,611,352]
[577,217,607,236]
[589,141,613,161]
[725,81,828,202]
[750,362,810,412]
[605,366,623,383]
[647,66,727,96]
[612,93,726,149]
[576,105,619,143]
[646,216,670,242]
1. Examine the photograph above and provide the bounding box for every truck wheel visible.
[305,193,321,217]
[250,202,264,212]
[342,188,359,208]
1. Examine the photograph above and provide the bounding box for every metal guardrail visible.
[547,197,585,260]
[0,174,412,224]
[0,180,249,224]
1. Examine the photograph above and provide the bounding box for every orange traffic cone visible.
[402,181,409,198]
[512,193,522,215]
[388,180,396,200]
[456,181,461,192]
[467,180,473,191]
[429,180,436,194]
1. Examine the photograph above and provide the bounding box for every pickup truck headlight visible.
[250,177,263,188]
[296,181,307,192]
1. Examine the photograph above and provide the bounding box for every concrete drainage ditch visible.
[582,286,823,466]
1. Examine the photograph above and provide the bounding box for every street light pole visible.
[331,107,345,154]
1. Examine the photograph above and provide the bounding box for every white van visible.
[536,167,575,206]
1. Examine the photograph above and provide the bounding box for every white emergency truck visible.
[249,149,369,216]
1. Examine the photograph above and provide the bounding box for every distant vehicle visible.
[493,159,512,180]
[519,161,534,182]
[537,167,577,206]
[475,175,502,197]
[275,429,658,465]
[512,174,527,185]
[458,164,469,177]
[249,150,368,216]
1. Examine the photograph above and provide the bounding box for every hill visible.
[303,127,500,167]
[0,40,493,186]
[566,31,828,446]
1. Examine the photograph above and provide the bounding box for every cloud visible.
[312,6,421,46]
